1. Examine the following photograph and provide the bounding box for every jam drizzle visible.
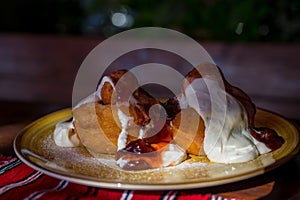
[251,127,285,151]
[116,121,174,170]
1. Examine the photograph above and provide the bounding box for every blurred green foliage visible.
[0,0,299,42]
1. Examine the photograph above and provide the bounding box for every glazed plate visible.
[14,109,300,190]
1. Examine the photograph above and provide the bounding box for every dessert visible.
[54,63,284,170]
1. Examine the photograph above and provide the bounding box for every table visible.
[1,34,300,199]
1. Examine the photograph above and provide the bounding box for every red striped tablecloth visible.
[0,155,224,200]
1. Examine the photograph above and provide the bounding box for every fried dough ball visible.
[98,69,159,126]
[98,69,139,105]
[100,82,114,105]
[73,103,120,155]
[172,108,205,156]
[73,102,139,156]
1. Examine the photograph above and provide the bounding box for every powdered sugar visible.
[26,127,274,184]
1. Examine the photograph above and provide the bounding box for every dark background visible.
[0,0,299,124]
[0,0,299,42]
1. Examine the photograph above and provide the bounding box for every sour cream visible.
[180,78,270,163]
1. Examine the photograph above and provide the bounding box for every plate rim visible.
[13,108,300,190]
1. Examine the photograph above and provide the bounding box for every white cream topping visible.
[116,108,131,150]
[161,144,187,167]
[116,157,127,168]
[53,121,78,147]
[180,78,271,163]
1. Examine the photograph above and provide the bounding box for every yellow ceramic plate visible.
[14,109,300,190]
